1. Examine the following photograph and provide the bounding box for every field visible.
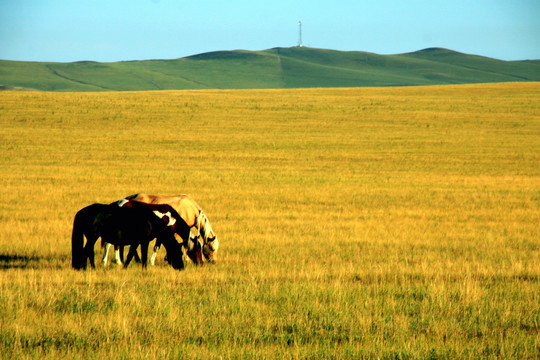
[0,83,539,359]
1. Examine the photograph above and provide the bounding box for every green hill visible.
[1,47,539,91]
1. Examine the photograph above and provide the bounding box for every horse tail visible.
[71,209,87,270]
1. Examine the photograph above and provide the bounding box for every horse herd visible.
[71,193,219,271]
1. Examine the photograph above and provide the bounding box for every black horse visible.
[102,199,201,266]
[71,203,186,270]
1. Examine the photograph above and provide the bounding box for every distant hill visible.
[1,47,539,91]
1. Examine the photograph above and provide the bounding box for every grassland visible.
[1,47,540,91]
[0,83,539,359]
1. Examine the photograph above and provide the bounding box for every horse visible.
[71,203,185,270]
[126,194,219,264]
[101,199,202,266]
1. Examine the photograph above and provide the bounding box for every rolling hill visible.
[1,47,539,91]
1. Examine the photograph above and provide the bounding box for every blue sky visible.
[1,0,539,62]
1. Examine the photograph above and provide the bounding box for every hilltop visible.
[1,47,539,91]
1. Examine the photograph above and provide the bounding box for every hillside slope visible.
[1,47,539,91]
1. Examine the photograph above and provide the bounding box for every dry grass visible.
[0,83,539,359]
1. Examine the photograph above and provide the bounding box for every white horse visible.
[125,194,219,264]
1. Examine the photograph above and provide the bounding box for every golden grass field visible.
[0,83,539,359]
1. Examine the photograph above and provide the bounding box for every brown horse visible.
[101,199,202,266]
[126,194,219,263]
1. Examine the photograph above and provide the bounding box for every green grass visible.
[0,83,539,358]
[1,47,539,91]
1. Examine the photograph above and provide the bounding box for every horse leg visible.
[79,244,89,270]
[101,243,111,266]
[123,245,138,268]
[113,246,123,265]
[133,249,142,264]
[141,241,149,269]
[150,243,161,266]
[86,242,96,269]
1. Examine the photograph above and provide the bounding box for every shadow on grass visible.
[0,254,39,269]
[0,253,69,270]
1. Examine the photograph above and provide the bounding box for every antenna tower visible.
[298,21,303,47]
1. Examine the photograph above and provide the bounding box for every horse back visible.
[74,203,110,233]
[126,193,201,227]
[122,200,190,235]
[99,206,158,245]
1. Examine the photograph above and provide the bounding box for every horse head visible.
[203,238,219,263]
[185,232,204,264]
[164,238,185,270]
[198,211,219,263]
